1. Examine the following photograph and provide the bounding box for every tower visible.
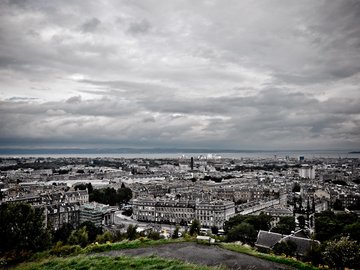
[293,194,315,234]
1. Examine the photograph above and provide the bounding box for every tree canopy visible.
[189,219,201,236]
[272,216,295,235]
[315,210,359,242]
[89,186,132,206]
[0,203,51,255]
[273,240,297,257]
[224,213,271,233]
[323,237,360,270]
[226,222,257,245]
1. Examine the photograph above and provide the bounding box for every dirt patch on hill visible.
[95,242,295,270]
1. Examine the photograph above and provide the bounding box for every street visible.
[114,211,187,236]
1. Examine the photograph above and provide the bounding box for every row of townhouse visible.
[4,189,89,205]
[45,201,115,230]
[131,197,235,229]
[3,189,90,230]
[45,203,81,230]
[215,187,279,202]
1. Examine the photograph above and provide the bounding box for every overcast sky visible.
[0,0,360,150]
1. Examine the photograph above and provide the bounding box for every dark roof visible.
[293,229,309,239]
[255,230,319,256]
[282,235,318,256]
[255,230,283,249]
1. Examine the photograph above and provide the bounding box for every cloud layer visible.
[0,0,359,150]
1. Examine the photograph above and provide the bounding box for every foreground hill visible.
[93,242,294,270]
[13,255,215,270]
[12,241,311,270]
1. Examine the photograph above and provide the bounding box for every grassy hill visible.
[13,255,218,270]
[8,239,319,270]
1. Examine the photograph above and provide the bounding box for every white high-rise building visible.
[299,165,315,179]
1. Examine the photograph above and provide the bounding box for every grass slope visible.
[220,243,319,270]
[30,238,187,261]
[10,239,320,270]
[15,255,219,270]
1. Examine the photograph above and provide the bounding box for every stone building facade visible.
[131,197,235,229]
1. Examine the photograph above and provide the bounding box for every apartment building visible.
[45,203,80,230]
[80,202,115,227]
[195,200,235,228]
[131,197,235,229]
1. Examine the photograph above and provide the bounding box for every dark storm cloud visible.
[0,0,359,149]
[1,87,359,149]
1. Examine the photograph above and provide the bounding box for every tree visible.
[244,213,272,231]
[0,203,51,255]
[211,226,219,235]
[117,187,132,205]
[148,230,161,240]
[272,216,295,235]
[224,214,271,233]
[89,186,132,206]
[89,189,104,203]
[126,224,138,240]
[273,240,297,257]
[315,211,339,241]
[74,183,87,191]
[105,187,117,205]
[172,225,180,239]
[336,212,358,228]
[53,223,74,244]
[189,219,201,236]
[68,226,88,247]
[292,182,301,193]
[79,221,102,243]
[95,231,113,244]
[315,211,359,242]
[226,222,257,245]
[304,241,323,267]
[333,199,344,210]
[323,236,360,270]
[86,183,93,194]
[344,221,360,242]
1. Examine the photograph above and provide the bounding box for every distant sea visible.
[0,148,359,159]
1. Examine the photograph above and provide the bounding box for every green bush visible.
[95,231,113,244]
[50,243,82,257]
[273,240,297,257]
[148,230,161,240]
[225,222,257,245]
[82,242,113,253]
[0,249,32,266]
[68,227,88,247]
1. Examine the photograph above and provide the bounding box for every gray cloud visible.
[0,0,359,150]
[127,19,151,35]
[80,18,101,33]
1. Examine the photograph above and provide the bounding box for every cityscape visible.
[1,152,360,269]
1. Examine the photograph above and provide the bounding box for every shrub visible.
[148,230,161,240]
[50,243,82,257]
[273,240,297,257]
[95,231,113,244]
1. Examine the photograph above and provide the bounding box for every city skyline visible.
[1,0,360,150]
